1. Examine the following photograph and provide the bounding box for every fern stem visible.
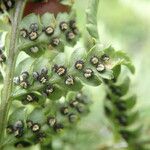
[0,1,27,148]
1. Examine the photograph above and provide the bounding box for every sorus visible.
[13,120,24,131]
[47,117,56,127]
[33,72,39,80]
[6,125,14,134]
[26,94,34,102]
[84,68,93,79]
[69,20,76,29]
[76,104,85,113]
[51,38,60,47]
[60,107,69,115]
[60,22,68,31]
[96,63,105,72]
[32,123,41,133]
[68,113,78,123]
[20,29,28,38]
[45,26,54,36]
[14,141,31,148]
[101,54,110,62]
[65,76,74,85]
[29,31,38,41]
[26,120,33,128]
[75,60,84,70]
[70,100,79,107]
[3,0,15,10]
[20,71,29,82]
[53,123,64,133]
[66,31,75,41]
[40,67,48,75]
[56,66,67,76]
[90,56,99,65]
[36,132,46,142]
[20,81,29,89]
[30,46,39,53]
[44,85,54,95]
[14,128,24,138]
[30,23,39,32]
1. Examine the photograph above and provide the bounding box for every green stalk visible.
[0,1,27,148]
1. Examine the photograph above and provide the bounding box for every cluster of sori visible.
[59,93,90,122]
[13,52,110,94]
[20,23,39,41]
[33,67,49,84]
[13,71,29,89]
[14,67,51,93]
[20,19,79,49]
[75,54,109,79]
[60,20,79,41]
[0,0,15,12]
[7,93,91,148]
[7,120,24,138]
[21,93,39,105]
[6,118,44,147]
[0,49,6,63]
[104,66,142,149]
[52,64,73,84]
